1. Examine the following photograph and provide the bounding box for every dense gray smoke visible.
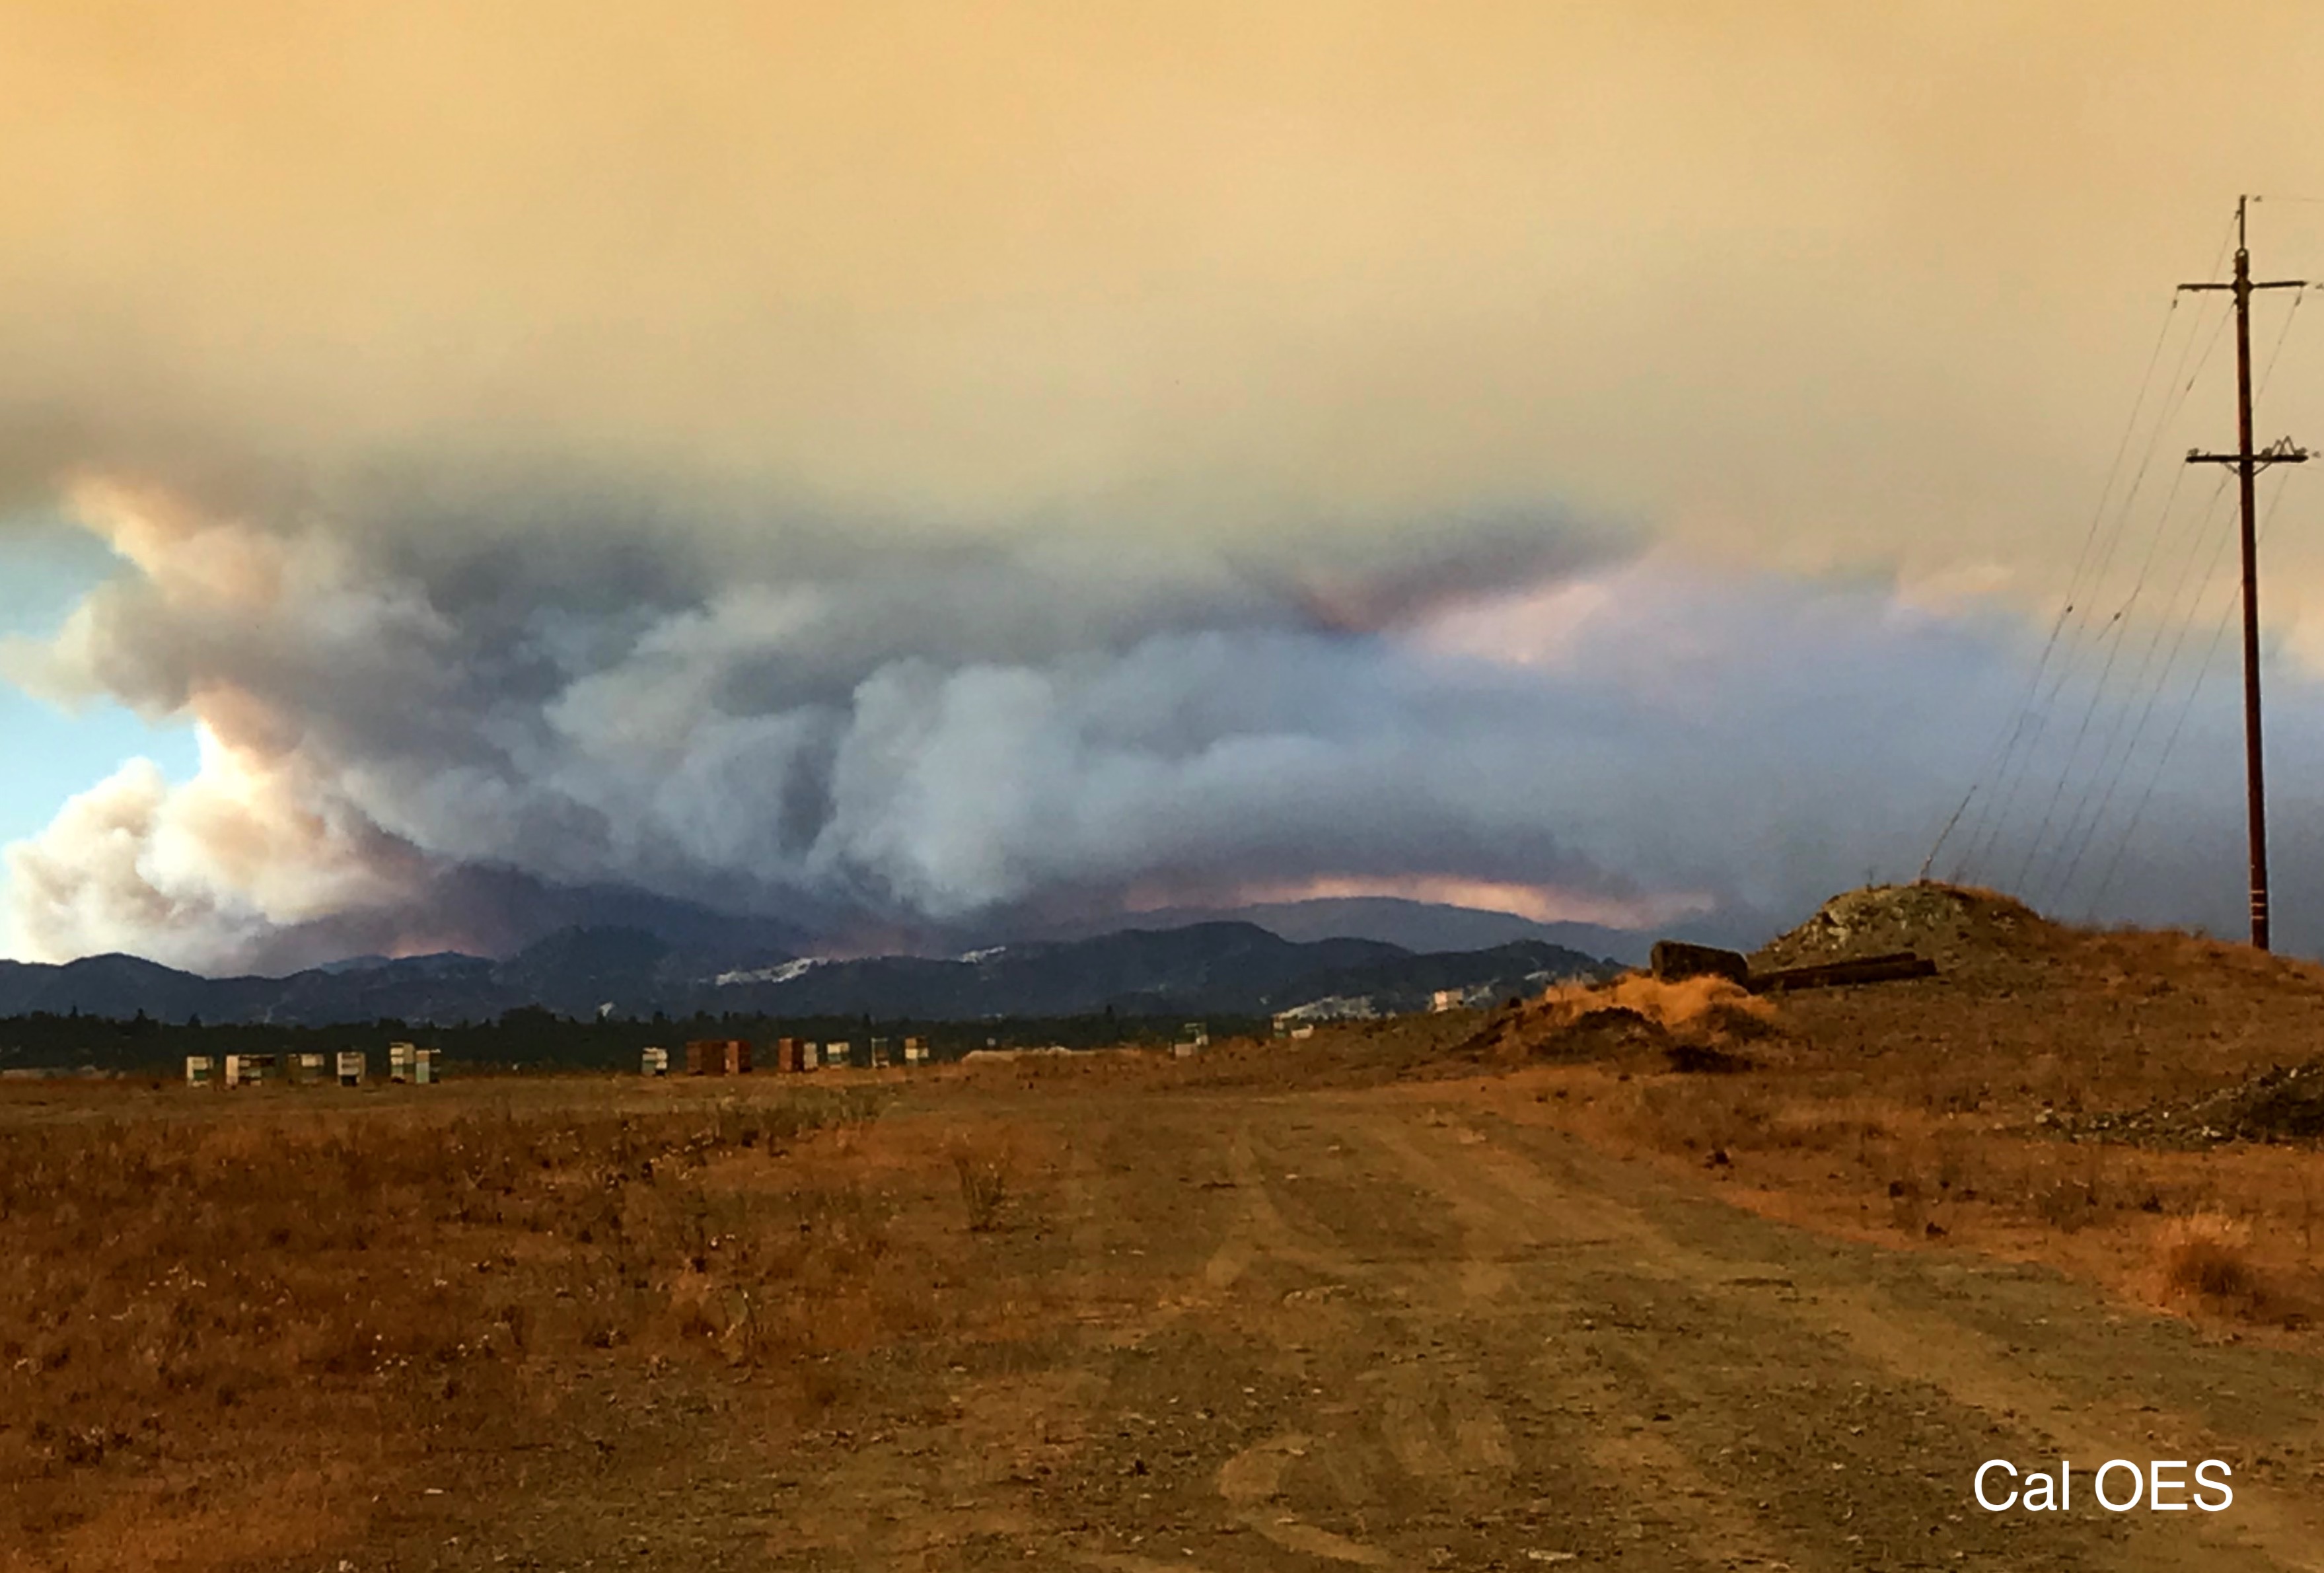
[0,471,2050,971]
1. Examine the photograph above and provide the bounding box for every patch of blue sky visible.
[0,505,199,848]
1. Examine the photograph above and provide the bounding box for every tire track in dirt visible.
[1504,1109,2324,1572]
[1184,1107,1756,1569]
[1381,1099,2324,1572]
[1205,1122,1415,1565]
[1350,1109,1825,1572]
[1216,1431,1393,1566]
[1813,1285,2324,1572]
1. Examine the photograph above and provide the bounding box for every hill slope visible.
[0,922,1612,1029]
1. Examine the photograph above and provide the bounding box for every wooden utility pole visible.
[2183,196,2307,951]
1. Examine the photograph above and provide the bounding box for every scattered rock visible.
[2069,1060,2324,1147]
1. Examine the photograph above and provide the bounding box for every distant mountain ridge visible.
[1080,896,1653,962]
[1063,895,1766,965]
[0,920,1615,1028]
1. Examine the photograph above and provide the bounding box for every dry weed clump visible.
[948,1137,1017,1232]
[2149,1213,2274,1319]
[1474,973,1782,1071]
[1577,972,1778,1033]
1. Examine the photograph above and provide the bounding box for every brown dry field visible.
[9,902,2324,1570]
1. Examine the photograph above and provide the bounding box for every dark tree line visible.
[0,1006,1266,1076]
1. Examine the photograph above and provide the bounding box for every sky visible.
[0,507,198,841]
[5,1,2324,970]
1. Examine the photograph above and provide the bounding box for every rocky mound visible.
[2070,1060,2324,1148]
[1750,883,2051,976]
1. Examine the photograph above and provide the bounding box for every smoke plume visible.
[0,471,2036,970]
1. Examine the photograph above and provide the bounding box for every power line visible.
[1932,201,2307,924]
[1928,291,2196,879]
[2044,471,2236,904]
[2088,469,2295,916]
[2054,288,2317,906]
[1967,285,2232,868]
[1959,293,2226,880]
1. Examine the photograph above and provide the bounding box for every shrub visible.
[950,1142,1014,1232]
[2154,1212,2261,1306]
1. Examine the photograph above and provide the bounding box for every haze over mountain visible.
[0,916,1611,1029]
[1063,896,1762,967]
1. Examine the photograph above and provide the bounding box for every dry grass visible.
[0,1078,1021,1566]
[1546,972,1778,1033]
[2149,1212,2272,1315]
[948,1135,1017,1232]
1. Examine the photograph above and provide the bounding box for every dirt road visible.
[352,1079,2324,1572]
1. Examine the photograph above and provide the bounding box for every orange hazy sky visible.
[3,1,2321,614]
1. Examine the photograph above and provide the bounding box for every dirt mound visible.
[1750,882,2051,975]
[2073,1060,2324,1148]
[1460,974,1778,1072]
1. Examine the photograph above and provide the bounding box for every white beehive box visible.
[223,1053,273,1087]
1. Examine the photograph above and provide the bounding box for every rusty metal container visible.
[686,1039,750,1076]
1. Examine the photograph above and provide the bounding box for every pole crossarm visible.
[2180,280,2305,291]
[2187,438,2310,468]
